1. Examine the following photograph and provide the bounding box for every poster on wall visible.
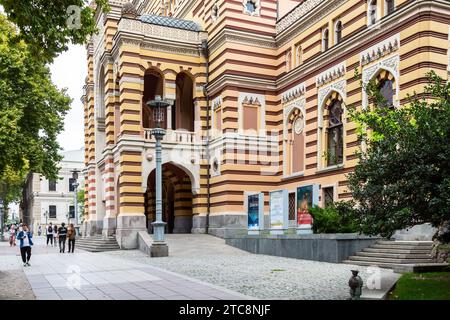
[296,184,319,234]
[247,193,264,233]
[269,190,288,233]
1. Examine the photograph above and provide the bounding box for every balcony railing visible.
[144,129,196,144]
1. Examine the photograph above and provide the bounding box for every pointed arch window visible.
[378,79,394,109]
[322,28,329,51]
[369,0,378,25]
[386,0,395,15]
[286,108,305,175]
[326,100,344,166]
[286,51,292,72]
[296,45,303,66]
[335,21,342,45]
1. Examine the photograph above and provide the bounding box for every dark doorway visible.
[145,163,193,234]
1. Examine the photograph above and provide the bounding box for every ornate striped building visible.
[82,0,450,248]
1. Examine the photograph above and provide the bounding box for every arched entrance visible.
[145,163,193,234]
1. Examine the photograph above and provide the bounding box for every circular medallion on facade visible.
[294,117,304,135]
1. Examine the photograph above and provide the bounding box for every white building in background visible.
[22,148,84,233]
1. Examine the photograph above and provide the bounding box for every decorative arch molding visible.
[283,101,306,177]
[362,54,399,109]
[283,98,306,137]
[142,155,201,196]
[318,79,346,128]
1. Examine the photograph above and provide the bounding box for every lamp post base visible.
[150,242,169,257]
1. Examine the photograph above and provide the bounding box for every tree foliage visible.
[343,72,450,238]
[0,0,109,63]
[0,14,71,194]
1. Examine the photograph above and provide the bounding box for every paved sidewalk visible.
[0,237,251,300]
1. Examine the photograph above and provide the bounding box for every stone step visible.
[346,255,434,264]
[342,260,408,270]
[76,245,120,251]
[363,248,431,254]
[355,252,431,259]
[376,240,432,246]
[76,240,118,244]
[371,244,432,250]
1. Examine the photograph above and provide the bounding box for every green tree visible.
[0,14,71,184]
[344,72,450,238]
[0,0,109,63]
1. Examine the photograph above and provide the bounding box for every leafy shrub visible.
[309,203,358,234]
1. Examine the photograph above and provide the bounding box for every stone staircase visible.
[343,240,446,272]
[76,235,120,252]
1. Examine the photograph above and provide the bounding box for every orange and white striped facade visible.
[82,0,450,248]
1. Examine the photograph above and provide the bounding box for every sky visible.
[50,44,87,152]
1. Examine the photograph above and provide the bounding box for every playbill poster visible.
[270,190,286,229]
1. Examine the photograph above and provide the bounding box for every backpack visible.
[48,226,53,233]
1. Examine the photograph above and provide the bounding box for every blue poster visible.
[248,194,260,230]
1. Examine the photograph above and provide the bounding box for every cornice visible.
[207,74,276,97]
[208,28,277,54]
[276,0,348,47]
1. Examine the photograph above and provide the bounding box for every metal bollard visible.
[348,270,363,300]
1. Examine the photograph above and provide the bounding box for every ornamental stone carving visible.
[360,34,400,66]
[281,83,306,104]
[284,98,306,126]
[276,0,324,34]
[316,62,346,87]
[362,55,399,85]
[318,79,346,112]
[121,2,138,19]
[118,19,206,43]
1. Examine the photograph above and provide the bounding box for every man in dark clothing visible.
[46,223,53,246]
[58,223,68,253]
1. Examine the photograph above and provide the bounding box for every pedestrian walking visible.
[53,224,58,247]
[67,223,76,253]
[58,223,68,253]
[38,225,42,237]
[46,223,54,246]
[17,224,33,267]
[9,224,16,247]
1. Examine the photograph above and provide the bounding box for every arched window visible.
[326,100,344,166]
[378,79,394,108]
[286,51,292,72]
[335,21,342,45]
[97,66,106,119]
[211,2,219,21]
[286,108,305,175]
[322,28,329,51]
[369,0,378,25]
[385,0,395,15]
[143,69,164,129]
[175,73,195,132]
[296,46,302,66]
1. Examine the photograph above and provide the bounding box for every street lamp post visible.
[71,169,80,235]
[0,199,4,241]
[146,95,169,257]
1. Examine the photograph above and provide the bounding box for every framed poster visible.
[247,193,264,232]
[296,185,319,213]
[269,190,288,231]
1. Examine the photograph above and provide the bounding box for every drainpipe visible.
[201,39,211,234]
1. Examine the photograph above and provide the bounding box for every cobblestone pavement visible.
[0,237,250,300]
[105,234,396,300]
